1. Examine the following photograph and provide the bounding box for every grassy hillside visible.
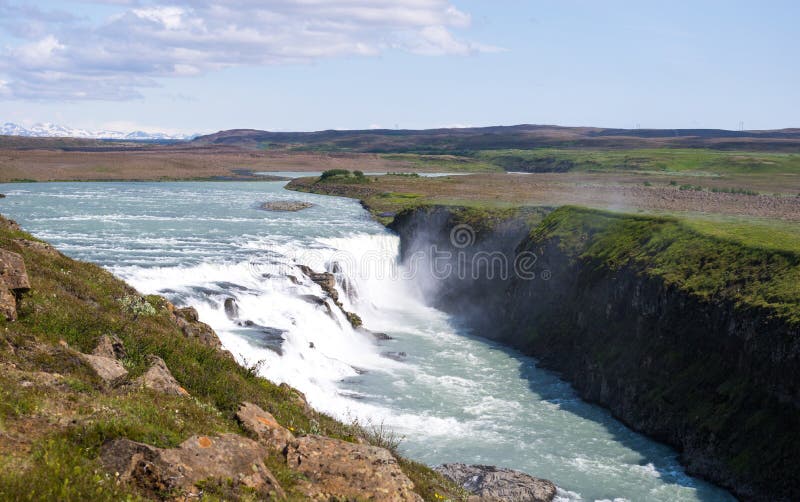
[0,216,463,501]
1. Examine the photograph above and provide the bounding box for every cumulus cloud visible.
[0,0,498,101]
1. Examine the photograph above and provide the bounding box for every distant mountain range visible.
[193,125,800,153]
[0,122,197,141]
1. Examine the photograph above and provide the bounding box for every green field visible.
[475,148,800,174]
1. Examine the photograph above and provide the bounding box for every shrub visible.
[118,294,157,319]
[353,170,365,178]
[319,169,350,181]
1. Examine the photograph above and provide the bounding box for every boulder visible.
[224,297,239,319]
[175,306,199,322]
[0,250,30,291]
[135,355,189,396]
[0,249,30,321]
[285,434,422,501]
[92,334,127,360]
[80,354,128,386]
[100,434,284,499]
[434,464,557,502]
[236,402,294,451]
[172,306,223,350]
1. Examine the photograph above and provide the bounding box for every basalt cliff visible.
[389,205,800,502]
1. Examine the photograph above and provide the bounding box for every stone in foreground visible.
[135,355,189,396]
[100,434,284,499]
[80,353,128,386]
[236,401,294,451]
[171,305,223,350]
[285,434,422,501]
[0,249,30,321]
[93,334,127,360]
[435,463,556,502]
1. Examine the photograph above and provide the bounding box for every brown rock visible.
[434,464,557,502]
[172,306,223,350]
[80,353,129,386]
[135,355,188,396]
[92,334,127,360]
[100,434,284,499]
[0,287,17,322]
[297,265,363,328]
[0,249,30,291]
[0,249,30,321]
[13,239,60,257]
[236,402,294,451]
[298,265,338,302]
[285,435,422,501]
[175,306,199,322]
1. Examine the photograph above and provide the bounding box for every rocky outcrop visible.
[259,201,313,212]
[0,249,30,321]
[298,265,363,328]
[168,304,223,350]
[435,464,556,502]
[224,297,239,319]
[93,334,127,360]
[236,402,294,451]
[135,356,189,396]
[81,353,128,386]
[285,434,422,501]
[100,434,284,499]
[80,335,129,386]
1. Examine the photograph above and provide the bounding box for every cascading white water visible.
[0,180,735,502]
[116,237,406,416]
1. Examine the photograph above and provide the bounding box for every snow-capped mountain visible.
[0,122,197,140]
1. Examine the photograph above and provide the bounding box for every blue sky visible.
[0,0,797,134]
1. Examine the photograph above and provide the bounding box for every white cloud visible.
[0,0,500,101]
[132,6,189,30]
[11,35,65,66]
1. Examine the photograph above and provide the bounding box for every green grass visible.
[532,207,800,323]
[475,148,800,175]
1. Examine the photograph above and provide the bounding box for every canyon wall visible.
[390,205,800,502]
